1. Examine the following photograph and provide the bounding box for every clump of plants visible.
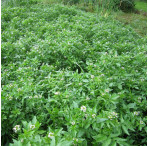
[2,0,135,12]
[115,0,135,12]
[61,0,135,12]
[1,3,147,146]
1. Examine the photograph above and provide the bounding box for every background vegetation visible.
[3,0,146,36]
[135,0,147,12]
[2,0,136,12]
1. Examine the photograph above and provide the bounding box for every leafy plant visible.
[1,3,147,146]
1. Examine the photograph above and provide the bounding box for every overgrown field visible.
[114,11,147,37]
[1,3,147,146]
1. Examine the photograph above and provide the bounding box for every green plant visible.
[62,0,80,5]
[2,0,39,7]
[113,0,135,12]
[135,0,147,12]
[9,116,75,146]
[1,3,147,146]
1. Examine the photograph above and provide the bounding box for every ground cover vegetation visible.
[114,10,147,37]
[135,0,147,12]
[1,0,147,146]
[3,0,135,12]
[39,0,147,37]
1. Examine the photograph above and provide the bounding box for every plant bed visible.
[1,3,147,146]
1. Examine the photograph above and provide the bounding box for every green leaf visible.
[73,101,78,108]
[110,132,120,138]
[56,128,63,136]
[109,83,113,87]
[110,141,117,146]
[102,138,111,146]
[32,116,37,124]
[114,137,127,142]
[92,123,98,130]
[98,97,106,102]
[22,121,28,128]
[128,124,134,131]
[36,130,46,134]
[97,118,108,123]
[118,84,122,89]
[116,141,129,146]
[134,86,139,89]
[111,95,119,100]
[127,103,136,109]
[78,129,85,137]
[116,63,121,67]
[82,79,89,82]
[120,115,124,123]
[11,139,22,146]
[85,122,90,129]
[50,137,56,146]
[58,141,73,146]
[47,98,57,103]
[122,125,129,135]
[93,134,107,142]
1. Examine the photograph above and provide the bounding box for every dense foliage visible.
[115,0,135,12]
[62,0,135,12]
[2,0,135,12]
[140,0,147,2]
[1,3,147,146]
